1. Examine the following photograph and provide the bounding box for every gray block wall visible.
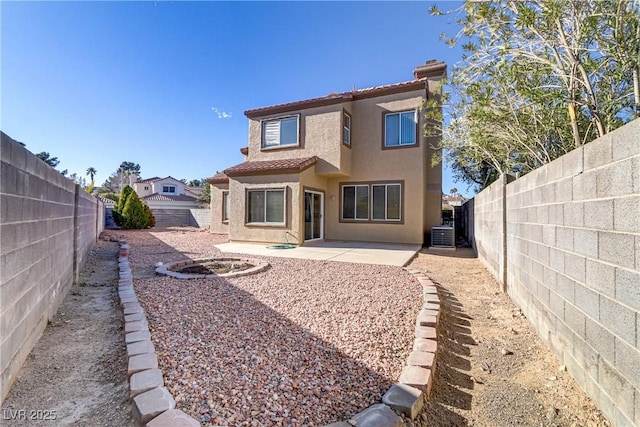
[0,135,105,403]
[472,119,640,426]
[149,208,211,228]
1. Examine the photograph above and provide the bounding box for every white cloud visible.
[211,107,232,119]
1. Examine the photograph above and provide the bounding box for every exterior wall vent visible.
[431,226,455,248]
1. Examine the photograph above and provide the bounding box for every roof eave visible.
[244,80,426,119]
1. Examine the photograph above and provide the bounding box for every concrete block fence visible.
[467,119,640,426]
[0,133,105,403]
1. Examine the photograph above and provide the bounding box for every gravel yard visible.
[108,228,422,426]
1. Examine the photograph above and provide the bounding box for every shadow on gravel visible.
[115,229,398,426]
[420,247,477,260]
[421,283,475,427]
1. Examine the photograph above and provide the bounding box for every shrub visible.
[113,185,134,226]
[143,204,155,228]
[121,191,148,229]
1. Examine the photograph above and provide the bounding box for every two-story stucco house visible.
[208,60,446,245]
[132,176,205,210]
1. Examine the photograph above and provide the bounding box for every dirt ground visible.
[407,247,609,427]
[2,239,133,426]
[1,232,610,426]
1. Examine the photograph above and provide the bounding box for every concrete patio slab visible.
[215,240,421,267]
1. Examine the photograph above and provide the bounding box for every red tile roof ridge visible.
[223,156,317,177]
[244,79,427,118]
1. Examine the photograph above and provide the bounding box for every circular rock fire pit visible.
[155,257,269,279]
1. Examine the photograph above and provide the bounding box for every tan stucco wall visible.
[234,87,442,246]
[320,90,432,245]
[228,174,302,244]
[247,108,345,175]
[423,78,444,240]
[209,183,229,234]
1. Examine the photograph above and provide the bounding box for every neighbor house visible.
[131,176,205,210]
[208,60,446,245]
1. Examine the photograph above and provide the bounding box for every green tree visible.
[429,0,639,190]
[121,191,148,229]
[102,162,142,193]
[86,167,97,182]
[113,185,134,226]
[36,152,60,168]
[143,204,156,228]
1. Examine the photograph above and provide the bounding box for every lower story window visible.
[222,191,229,221]
[341,182,402,222]
[372,184,401,221]
[247,189,285,224]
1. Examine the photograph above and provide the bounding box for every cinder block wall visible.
[0,136,104,402]
[473,173,512,289]
[472,119,640,426]
[189,208,211,228]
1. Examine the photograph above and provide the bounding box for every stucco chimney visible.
[129,174,138,186]
[414,60,447,80]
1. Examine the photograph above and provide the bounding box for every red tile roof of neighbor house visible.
[207,172,229,184]
[137,176,161,184]
[223,156,317,177]
[142,193,197,202]
[244,60,446,119]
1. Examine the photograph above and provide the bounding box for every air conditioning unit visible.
[431,226,455,248]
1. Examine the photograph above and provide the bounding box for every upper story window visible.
[162,185,176,194]
[384,110,417,147]
[144,186,149,190]
[262,116,299,148]
[343,112,351,146]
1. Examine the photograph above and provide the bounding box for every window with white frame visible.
[343,112,351,146]
[341,182,402,222]
[262,116,299,148]
[341,184,369,220]
[372,183,401,221]
[222,191,229,222]
[162,185,176,193]
[247,189,285,224]
[384,110,417,147]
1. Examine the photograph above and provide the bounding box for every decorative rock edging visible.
[324,267,441,426]
[117,241,201,427]
[155,257,269,279]
[118,240,438,426]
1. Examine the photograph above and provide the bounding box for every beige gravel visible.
[106,228,422,426]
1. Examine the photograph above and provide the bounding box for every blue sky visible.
[1,1,470,196]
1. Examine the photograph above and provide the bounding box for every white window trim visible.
[343,111,351,146]
[372,183,402,222]
[162,185,176,194]
[222,191,229,222]
[341,184,370,221]
[261,115,300,149]
[341,182,403,222]
[384,110,417,147]
[246,188,286,226]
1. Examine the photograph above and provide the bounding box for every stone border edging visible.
[155,257,269,279]
[117,241,201,427]
[324,267,441,427]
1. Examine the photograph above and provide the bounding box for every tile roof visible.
[142,193,198,202]
[137,176,161,184]
[244,80,428,119]
[223,157,317,177]
[207,172,229,184]
[96,196,116,206]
